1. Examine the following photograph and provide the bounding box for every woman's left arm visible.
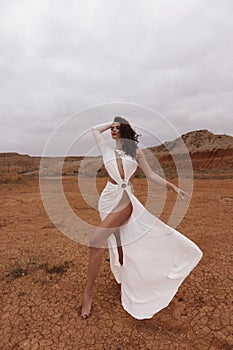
[136,148,190,200]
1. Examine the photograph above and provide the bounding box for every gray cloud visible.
[0,0,233,155]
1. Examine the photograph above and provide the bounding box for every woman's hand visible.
[170,184,191,200]
[92,122,112,133]
[174,186,191,199]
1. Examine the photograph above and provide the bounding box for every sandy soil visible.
[0,176,232,350]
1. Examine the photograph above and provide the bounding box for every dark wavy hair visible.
[113,116,140,158]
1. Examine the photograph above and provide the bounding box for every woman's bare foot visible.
[80,290,93,319]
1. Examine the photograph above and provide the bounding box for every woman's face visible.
[111,122,121,139]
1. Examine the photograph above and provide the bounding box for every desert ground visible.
[0,174,232,350]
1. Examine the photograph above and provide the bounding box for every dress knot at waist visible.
[118,179,131,189]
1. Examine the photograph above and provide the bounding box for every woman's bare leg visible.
[80,247,104,319]
[81,193,132,318]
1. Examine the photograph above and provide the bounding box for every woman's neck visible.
[115,139,122,150]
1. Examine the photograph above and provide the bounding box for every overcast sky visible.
[1,0,233,156]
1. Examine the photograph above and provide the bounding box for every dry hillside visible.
[0,129,233,183]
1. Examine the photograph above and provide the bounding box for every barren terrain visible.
[0,128,232,349]
[0,175,232,349]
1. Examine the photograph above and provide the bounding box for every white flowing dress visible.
[92,126,203,320]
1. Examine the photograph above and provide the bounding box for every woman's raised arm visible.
[136,148,190,200]
[91,122,113,154]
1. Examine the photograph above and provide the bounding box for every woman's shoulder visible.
[135,147,147,165]
[135,147,144,157]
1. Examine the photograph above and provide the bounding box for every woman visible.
[81,116,202,319]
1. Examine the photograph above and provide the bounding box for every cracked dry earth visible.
[0,177,232,350]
